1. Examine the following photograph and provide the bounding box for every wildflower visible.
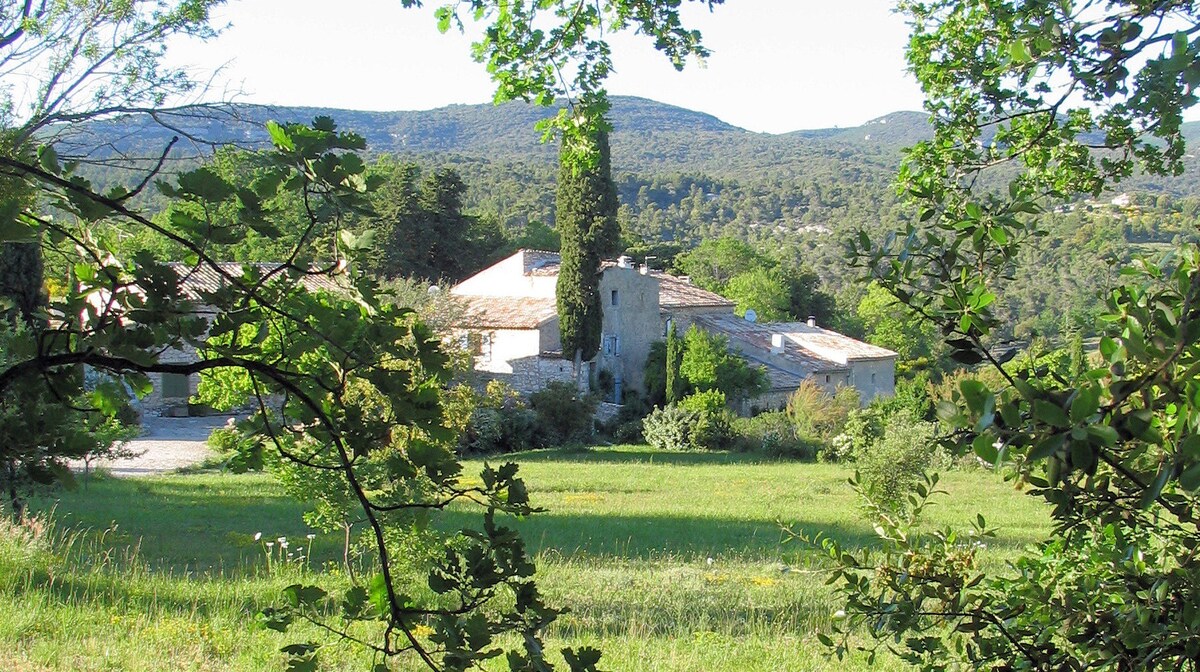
[706,557,714,566]
[266,542,275,549]
[277,536,287,543]
[254,532,262,541]
[306,533,316,541]
[279,540,289,550]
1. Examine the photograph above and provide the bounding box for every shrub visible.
[854,419,949,512]
[679,390,734,449]
[642,404,699,451]
[786,381,859,438]
[823,406,887,463]
[529,381,596,446]
[207,420,268,473]
[599,389,651,444]
[461,404,539,456]
[730,411,819,460]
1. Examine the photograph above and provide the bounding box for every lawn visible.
[1,447,1050,671]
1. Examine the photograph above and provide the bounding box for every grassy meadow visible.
[0,447,1051,671]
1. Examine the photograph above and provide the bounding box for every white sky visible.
[168,0,927,135]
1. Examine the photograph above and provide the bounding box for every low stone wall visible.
[594,402,622,424]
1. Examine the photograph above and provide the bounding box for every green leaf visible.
[1070,385,1100,423]
[266,121,295,150]
[1139,464,1171,509]
[38,145,60,174]
[1180,462,1200,491]
[1008,40,1031,62]
[1033,400,1070,428]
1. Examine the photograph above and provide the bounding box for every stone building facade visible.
[451,250,899,407]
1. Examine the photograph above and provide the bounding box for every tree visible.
[826,1,1200,668]
[855,281,941,370]
[556,127,619,371]
[675,236,766,292]
[363,161,502,282]
[0,0,225,517]
[665,320,682,404]
[678,325,766,404]
[724,267,792,322]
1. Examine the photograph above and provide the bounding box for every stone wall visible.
[593,266,662,399]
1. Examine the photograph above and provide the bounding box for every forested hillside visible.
[65,96,1200,345]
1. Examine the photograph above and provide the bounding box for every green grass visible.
[1,448,1051,671]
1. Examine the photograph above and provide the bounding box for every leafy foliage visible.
[826,1,1200,669]
[529,381,597,446]
[678,324,767,403]
[556,128,619,367]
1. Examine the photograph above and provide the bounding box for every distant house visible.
[451,250,897,408]
[81,262,344,415]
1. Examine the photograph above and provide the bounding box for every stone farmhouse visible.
[86,262,344,415]
[450,249,897,409]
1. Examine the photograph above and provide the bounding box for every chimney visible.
[807,316,816,327]
[770,333,785,354]
[641,256,656,275]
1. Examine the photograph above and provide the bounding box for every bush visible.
[679,390,734,449]
[786,381,859,439]
[462,406,540,454]
[730,411,819,460]
[599,389,651,444]
[642,404,700,451]
[823,406,887,463]
[207,420,268,472]
[854,419,949,512]
[529,381,596,446]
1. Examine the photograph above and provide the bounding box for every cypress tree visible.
[665,320,682,404]
[556,126,620,371]
[0,242,45,327]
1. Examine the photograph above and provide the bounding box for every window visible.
[825,374,831,383]
[603,334,621,357]
[466,332,492,361]
[611,289,619,306]
[871,372,877,384]
[162,373,190,399]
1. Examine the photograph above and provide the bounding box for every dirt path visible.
[75,415,235,478]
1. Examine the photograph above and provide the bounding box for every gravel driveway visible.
[75,415,235,477]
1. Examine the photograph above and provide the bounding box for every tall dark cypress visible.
[665,320,682,404]
[0,242,45,326]
[556,127,620,368]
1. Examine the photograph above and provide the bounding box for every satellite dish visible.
[744,308,757,323]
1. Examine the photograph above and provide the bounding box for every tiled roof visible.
[653,272,735,309]
[521,250,562,275]
[696,314,848,382]
[455,295,557,329]
[771,321,898,361]
[169,262,345,300]
[511,250,730,310]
